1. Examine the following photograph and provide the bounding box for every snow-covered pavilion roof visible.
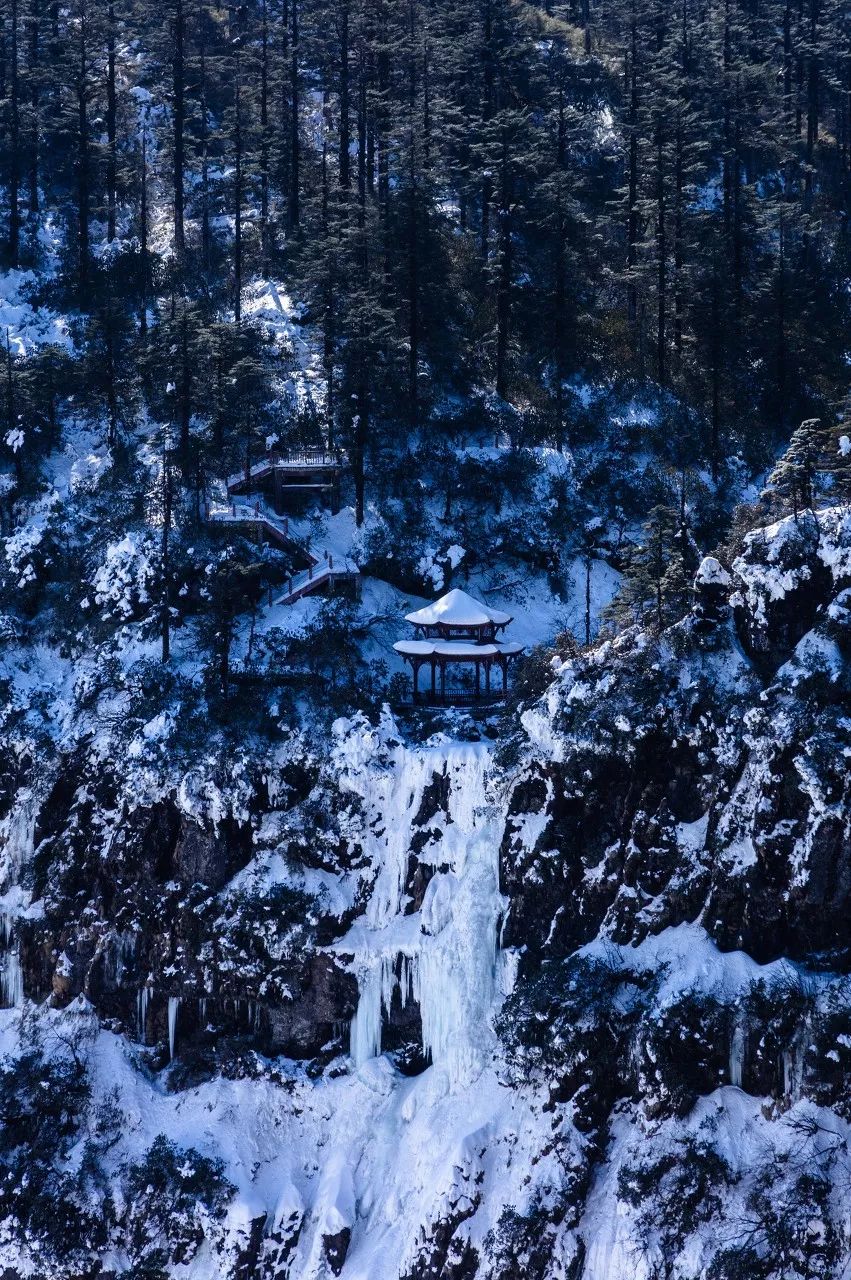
[404,588,512,629]
[394,639,524,659]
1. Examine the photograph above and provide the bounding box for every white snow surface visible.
[404,587,512,628]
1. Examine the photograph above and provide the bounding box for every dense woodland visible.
[0,0,848,533]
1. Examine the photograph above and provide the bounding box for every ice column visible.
[0,915,23,1008]
[168,996,180,1060]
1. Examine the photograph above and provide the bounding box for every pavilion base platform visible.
[393,639,524,707]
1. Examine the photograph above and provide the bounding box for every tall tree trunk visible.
[259,0,270,271]
[407,0,418,427]
[775,210,787,436]
[8,0,20,265]
[673,108,684,355]
[106,0,116,241]
[709,264,721,482]
[553,80,567,444]
[139,117,149,334]
[234,64,243,323]
[160,440,172,663]
[279,0,289,197]
[422,32,430,167]
[5,333,20,490]
[321,133,335,446]
[495,127,511,401]
[76,0,90,295]
[27,0,39,216]
[199,14,211,274]
[355,367,367,526]
[173,0,186,267]
[656,114,666,389]
[795,0,804,136]
[626,0,639,326]
[584,554,592,645]
[354,57,368,526]
[338,0,350,189]
[480,0,493,260]
[179,304,191,455]
[288,0,299,231]
[553,197,567,444]
[804,0,819,206]
[783,0,793,130]
[106,323,117,448]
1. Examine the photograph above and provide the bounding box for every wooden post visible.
[475,660,481,699]
[413,660,420,702]
[440,660,446,703]
[430,661,436,700]
[485,661,491,695]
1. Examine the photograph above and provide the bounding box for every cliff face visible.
[1,506,850,1279]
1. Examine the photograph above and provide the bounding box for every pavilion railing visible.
[412,689,507,707]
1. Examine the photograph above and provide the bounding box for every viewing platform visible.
[227,448,348,515]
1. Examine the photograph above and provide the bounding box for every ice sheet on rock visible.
[335,720,506,1088]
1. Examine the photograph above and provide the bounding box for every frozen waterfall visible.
[344,739,505,1088]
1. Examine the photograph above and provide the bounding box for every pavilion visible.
[393,588,524,704]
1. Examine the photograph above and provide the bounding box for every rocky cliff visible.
[1,505,850,1278]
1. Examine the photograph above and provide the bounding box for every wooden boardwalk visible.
[205,502,302,554]
[205,500,359,606]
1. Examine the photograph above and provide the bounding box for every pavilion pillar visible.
[440,660,446,704]
[475,661,481,699]
[430,661,436,700]
[485,661,491,695]
[412,660,420,702]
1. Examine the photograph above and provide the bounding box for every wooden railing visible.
[227,448,347,492]
[269,447,347,468]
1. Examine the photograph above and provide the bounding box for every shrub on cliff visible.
[123,1134,233,1276]
[0,1032,111,1269]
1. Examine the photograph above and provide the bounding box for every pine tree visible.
[767,418,851,517]
[609,501,695,630]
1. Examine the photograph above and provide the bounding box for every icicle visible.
[168,996,180,1060]
[137,985,152,1043]
[729,1015,745,1088]
[782,1041,804,1102]
[0,949,23,1008]
[350,965,383,1066]
[198,996,208,1027]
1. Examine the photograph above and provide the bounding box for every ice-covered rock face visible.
[335,728,506,1088]
[732,505,851,663]
[2,504,851,1280]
